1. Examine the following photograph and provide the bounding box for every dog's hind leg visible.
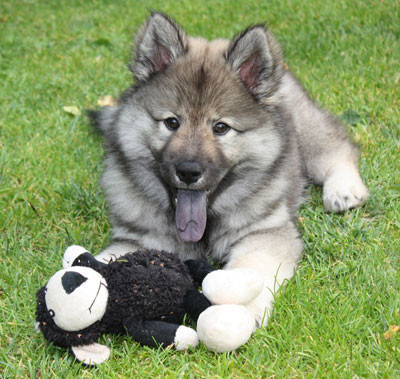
[278,71,368,212]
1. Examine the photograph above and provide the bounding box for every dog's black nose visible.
[176,161,203,185]
[62,271,87,294]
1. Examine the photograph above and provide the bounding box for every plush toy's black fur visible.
[36,285,104,348]
[36,250,212,348]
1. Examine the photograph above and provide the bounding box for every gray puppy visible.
[90,12,368,332]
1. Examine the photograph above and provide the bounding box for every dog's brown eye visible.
[213,122,230,135]
[164,117,180,130]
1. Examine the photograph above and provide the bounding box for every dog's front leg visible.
[203,222,303,327]
[196,223,303,352]
[96,240,141,263]
[224,223,303,327]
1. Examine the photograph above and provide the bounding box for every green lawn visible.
[1,0,399,377]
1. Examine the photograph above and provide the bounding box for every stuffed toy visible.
[36,246,265,364]
[36,246,214,364]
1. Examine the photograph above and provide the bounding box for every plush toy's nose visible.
[62,271,87,294]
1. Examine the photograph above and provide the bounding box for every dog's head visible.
[91,13,286,242]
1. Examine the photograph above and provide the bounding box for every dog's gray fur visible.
[90,13,368,326]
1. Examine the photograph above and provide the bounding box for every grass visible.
[1,0,399,377]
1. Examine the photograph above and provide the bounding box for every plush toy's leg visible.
[184,259,216,286]
[123,318,199,350]
[183,288,212,321]
[197,304,255,352]
[201,268,264,306]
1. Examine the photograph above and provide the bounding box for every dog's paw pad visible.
[202,268,264,305]
[323,168,368,212]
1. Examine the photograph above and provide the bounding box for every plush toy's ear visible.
[63,245,91,269]
[63,245,107,271]
[71,343,110,365]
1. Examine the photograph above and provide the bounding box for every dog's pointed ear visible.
[131,12,188,81]
[226,26,283,98]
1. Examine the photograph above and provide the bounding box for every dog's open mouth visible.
[175,189,207,243]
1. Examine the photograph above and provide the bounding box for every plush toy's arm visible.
[123,318,199,351]
[183,288,212,321]
[184,259,216,286]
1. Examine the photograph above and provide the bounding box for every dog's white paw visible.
[174,325,199,350]
[197,304,255,352]
[202,268,264,305]
[245,289,275,328]
[323,166,368,212]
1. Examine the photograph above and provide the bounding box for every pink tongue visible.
[175,189,207,242]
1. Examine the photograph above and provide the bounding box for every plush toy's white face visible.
[45,266,108,331]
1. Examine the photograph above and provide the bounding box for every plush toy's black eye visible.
[213,122,231,135]
[48,309,55,317]
[164,117,180,131]
[62,271,87,294]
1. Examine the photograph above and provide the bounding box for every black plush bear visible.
[36,246,215,364]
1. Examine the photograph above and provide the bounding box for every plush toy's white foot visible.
[323,165,368,212]
[202,268,264,305]
[63,245,90,269]
[197,305,255,352]
[174,325,199,350]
